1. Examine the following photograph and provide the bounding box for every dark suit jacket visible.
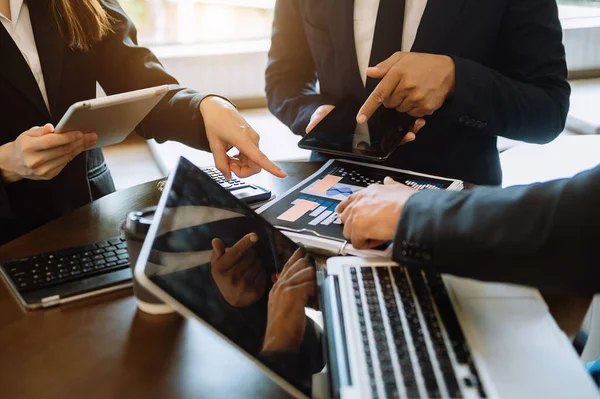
[266,0,570,186]
[0,0,211,246]
[393,164,600,295]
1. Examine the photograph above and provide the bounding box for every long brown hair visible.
[50,0,113,51]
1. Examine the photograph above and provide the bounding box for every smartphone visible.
[298,101,416,162]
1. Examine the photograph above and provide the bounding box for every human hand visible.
[357,52,455,123]
[0,124,97,183]
[306,104,335,134]
[262,248,315,352]
[200,96,287,180]
[336,177,417,249]
[210,233,268,308]
[399,118,427,145]
[305,104,425,145]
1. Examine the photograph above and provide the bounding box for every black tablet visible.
[297,102,413,162]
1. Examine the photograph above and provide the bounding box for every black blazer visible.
[0,0,211,246]
[393,164,600,295]
[266,0,570,185]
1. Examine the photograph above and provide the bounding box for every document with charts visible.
[256,159,463,257]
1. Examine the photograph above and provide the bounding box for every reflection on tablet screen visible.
[299,101,410,160]
[141,158,323,396]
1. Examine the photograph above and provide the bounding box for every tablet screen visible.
[139,157,322,396]
[298,102,411,160]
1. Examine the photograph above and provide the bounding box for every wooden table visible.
[0,160,585,399]
[0,162,321,399]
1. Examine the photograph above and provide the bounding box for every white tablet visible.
[55,85,169,149]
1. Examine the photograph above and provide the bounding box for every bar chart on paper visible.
[258,160,463,242]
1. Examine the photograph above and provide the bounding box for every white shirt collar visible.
[0,0,25,26]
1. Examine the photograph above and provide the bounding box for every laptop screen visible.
[138,157,323,396]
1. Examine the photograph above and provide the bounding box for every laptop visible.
[134,157,599,399]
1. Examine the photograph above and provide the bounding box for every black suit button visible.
[459,115,469,123]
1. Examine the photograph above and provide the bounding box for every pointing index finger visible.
[357,76,397,124]
[235,138,287,178]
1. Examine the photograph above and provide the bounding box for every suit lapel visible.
[28,0,65,118]
[0,23,49,117]
[411,0,466,53]
[326,0,365,100]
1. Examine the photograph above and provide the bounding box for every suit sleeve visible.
[393,165,600,294]
[433,0,570,144]
[265,0,334,136]
[95,0,211,151]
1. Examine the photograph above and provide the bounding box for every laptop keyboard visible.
[350,266,486,399]
[1,236,129,293]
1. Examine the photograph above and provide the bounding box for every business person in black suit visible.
[336,164,600,294]
[266,0,570,185]
[0,0,286,246]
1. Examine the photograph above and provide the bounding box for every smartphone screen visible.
[298,101,414,161]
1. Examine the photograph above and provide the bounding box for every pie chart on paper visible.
[326,186,353,197]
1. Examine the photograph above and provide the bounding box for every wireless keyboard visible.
[0,236,132,309]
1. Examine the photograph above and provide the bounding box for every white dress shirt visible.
[0,0,51,112]
[352,0,428,139]
[354,0,428,86]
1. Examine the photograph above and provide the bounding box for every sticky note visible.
[277,200,319,222]
[310,175,343,194]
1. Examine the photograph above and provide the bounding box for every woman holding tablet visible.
[0,0,285,245]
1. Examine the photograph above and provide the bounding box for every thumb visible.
[306,112,321,134]
[366,52,404,78]
[306,105,335,134]
[384,176,400,185]
[211,238,226,262]
[28,124,54,137]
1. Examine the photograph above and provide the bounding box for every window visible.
[555,0,600,73]
[558,0,600,20]
[120,0,275,46]
[558,0,600,4]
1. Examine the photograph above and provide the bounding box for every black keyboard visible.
[1,236,129,293]
[351,266,486,399]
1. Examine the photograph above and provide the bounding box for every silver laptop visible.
[134,157,598,398]
[323,257,599,399]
